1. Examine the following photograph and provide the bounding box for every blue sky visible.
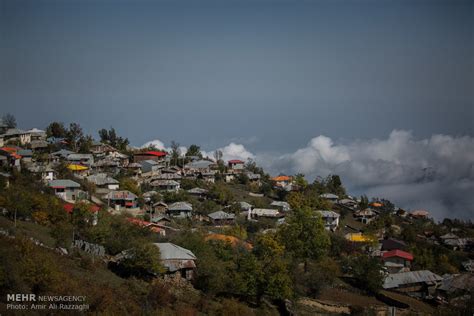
[1,0,472,152]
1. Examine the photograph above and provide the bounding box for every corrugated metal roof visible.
[383,270,442,289]
[316,210,340,218]
[154,242,196,260]
[168,201,193,211]
[48,179,81,188]
[208,211,235,220]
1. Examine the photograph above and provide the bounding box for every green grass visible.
[0,216,56,248]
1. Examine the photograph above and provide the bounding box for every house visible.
[17,149,33,163]
[125,162,142,176]
[248,208,282,219]
[151,179,180,192]
[383,270,443,298]
[30,140,49,151]
[27,128,46,141]
[355,208,377,224]
[91,158,120,173]
[87,173,120,190]
[152,201,168,215]
[338,198,358,209]
[126,218,166,237]
[140,159,162,173]
[208,211,235,226]
[67,153,94,167]
[187,187,208,198]
[223,173,236,183]
[67,164,90,176]
[200,171,216,183]
[28,164,56,181]
[410,209,430,219]
[90,142,117,156]
[50,149,76,162]
[246,172,261,185]
[382,250,414,273]
[228,159,245,171]
[320,193,339,202]
[315,210,340,231]
[345,232,375,243]
[184,159,215,172]
[133,151,167,163]
[270,201,291,212]
[440,233,473,251]
[2,128,32,145]
[438,273,474,297]
[48,179,84,202]
[105,190,138,210]
[380,238,408,251]
[271,175,292,188]
[239,201,253,211]
[153,243,196,280]
[167,202,193,218]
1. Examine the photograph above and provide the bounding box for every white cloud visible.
[141,139,166,150]
[202,142,256,162]
[258,130,474,220]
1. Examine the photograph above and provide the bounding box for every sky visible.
[1,0,473,219]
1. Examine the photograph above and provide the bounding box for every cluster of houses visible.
[2,120,473,304]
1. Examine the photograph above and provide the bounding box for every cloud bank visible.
[141,131,474,220]
[258,130,474,220]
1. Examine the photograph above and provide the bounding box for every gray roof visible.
[270,201,291,209]
[17,149,33,157]
[316,210,340,218]
[28,164,55,173]
[208,211,235,220]
[239,201,252,210]
[439,274,474,293]
[154,243,196,261]
[87,173,119,186]
[140,159,159,166]
[48,179,81,188]
[105,190,137,200]
[383,270,443,289]
[151,179,180,186]
[67,153,93,160]
[168,201,193,211]
[320,193,339,199]
[187,187,208,194]
[51,149,76,158]
[4,128,27,136]
[185,160,214,169]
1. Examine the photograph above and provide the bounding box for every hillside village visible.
[0,115,473,315]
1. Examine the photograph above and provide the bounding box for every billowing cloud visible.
[141,139,166,150]
[202,142,255,162]
[140,132,474,220]
[258,130,474,220]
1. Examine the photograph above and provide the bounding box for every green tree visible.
[278,207,331,269]
[121,243,164,278]
[45,121,67,138]
[66,123,84,151]
[348,255,383,294]
[185,144,202,158]
[253,234,293,301]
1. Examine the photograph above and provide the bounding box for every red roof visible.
[141,151,167,157]
[383,249,414,261]
[228,159,244,164]
[126,218,163,233]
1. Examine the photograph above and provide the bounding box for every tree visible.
[278,207,330,269]
[170,141,181,166]
[66,123,83,151]
[294,173,308,189]
[325,175,346,196]
[213,150,223,163]
[78,135,93,153]
[121,243,164,278]
[46,122,67,138]
[185,144,202,158]
[2,113,16,128]
[347,255,383,294]
[253,234,293,300]
[98,127,129,151]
